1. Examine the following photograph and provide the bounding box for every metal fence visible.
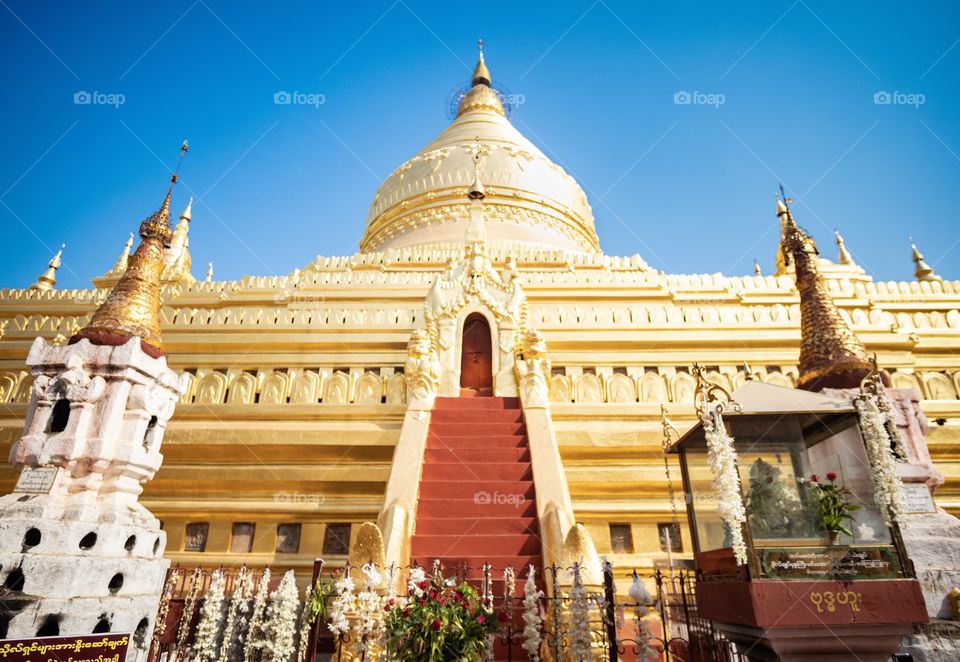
[149,560,745,662]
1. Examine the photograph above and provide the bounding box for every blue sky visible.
[1,1,958,288]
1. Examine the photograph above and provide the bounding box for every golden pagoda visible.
[0,47,958,583]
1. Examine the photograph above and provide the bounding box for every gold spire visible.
[71,142,188,356]
[835,229,854,265]
[205,261,214,282]
[774,198,793,276]
[779,194,874,390]
[111,233,134,273]
[911,240,942,282]
[163,195,194,282]
[30,244,64,291]
[753,259,762,276]
[472,38,491,86]
[456,40,505,117]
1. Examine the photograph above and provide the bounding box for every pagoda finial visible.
[30,244,65,291]
[835,229,854,265]
[205,261,214,282]
[753,259,762,276]
[780,199,875,390]
[472,38,491,87]
[911,239,942,282]
[110,233,134,273]
[180,195,193,222]
[71,141,189,356]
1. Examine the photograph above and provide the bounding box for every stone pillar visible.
[0,337,185,660]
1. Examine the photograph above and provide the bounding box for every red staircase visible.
[411,396,542,591]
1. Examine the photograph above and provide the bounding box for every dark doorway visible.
[460,314,493,394]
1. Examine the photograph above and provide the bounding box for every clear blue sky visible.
[2,1,958,289]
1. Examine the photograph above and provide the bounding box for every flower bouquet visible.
[384,568,500,662]
[808,472,862,544]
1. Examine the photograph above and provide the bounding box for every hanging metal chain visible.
[660,405,682,534]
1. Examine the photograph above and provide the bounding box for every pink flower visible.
[476,615,485,625]
[826,472,838,482]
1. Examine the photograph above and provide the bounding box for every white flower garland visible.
[521,565,542,662]
[327,571,356,638]
[566,564,592,662]
[353,563,384,655]
[263,571,300,662]
[243,569,272,662]
[295,576,319,662]
[219,566,251,662]
[191,570,226,662]
[855,394,908,525]
[482,564,495,662]
[702,406,748,565]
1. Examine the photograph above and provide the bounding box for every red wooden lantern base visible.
[698,578,927,661]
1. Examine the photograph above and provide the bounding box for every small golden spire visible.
[753,259,762,276]
[205,261,214,282]
[30,244,65,291]
[472,38,491,87]
[456,40,505,117]
[110,233,134,273]
[780,192,874,390]
[71,142,188,356]
[180,195,193,222]
[835,229,854,265]
[911,240,942,282]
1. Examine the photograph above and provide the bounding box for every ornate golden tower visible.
[71,143,187,356]
[778,196,875,390]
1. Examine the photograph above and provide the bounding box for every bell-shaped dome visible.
[360,49,599,254]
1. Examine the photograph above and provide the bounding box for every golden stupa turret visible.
[778,193,875,390]
[456,39,504,117]
[911,240,942,282]
[835,229,854,266]
[72,142,188,356]
[162,196,195,283]
[29,245,65,291]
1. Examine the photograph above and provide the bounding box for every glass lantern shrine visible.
[667,376,927,661]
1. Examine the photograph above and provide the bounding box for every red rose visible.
[454,591,463,602]
[429,590,439,600]
[384,604,391,612]
[477,615,485,625]
[462,600,469,609]
[826,472,838,482]
[810,474,819,483]
[417,580,428,590]
[431,618,442,631]
[498,611,509,623]
[440,598,446,605]
[402,609,410,618]
[389,598,395,605]
[420,598,426,606]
